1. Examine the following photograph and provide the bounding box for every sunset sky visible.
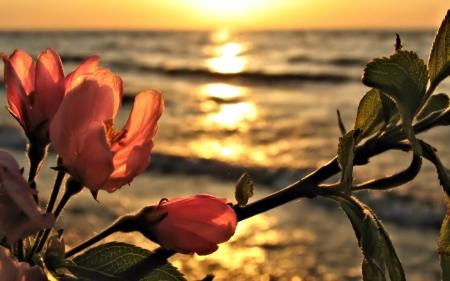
[0,0,448,31]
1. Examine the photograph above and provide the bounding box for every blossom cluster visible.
[0,49,237,279]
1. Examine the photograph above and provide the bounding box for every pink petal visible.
[103,90,163,192]
[1,51,33,126]
[0,247,20,278]
[20,264,47,281]
[71,122,115,191]
[65,57,123,116]
[0,246,47,280]
[4,214,55,244]
[7,50,35,96]
[90,67,123,117]
[33,48,65,128]
[65,55,100,91]
[0,150,55,243]
[50,77,115,190]
[50,76,116,153]
[149,195,237,255]
[102,144,152,193]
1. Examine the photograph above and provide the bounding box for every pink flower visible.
[144,194,238,255]
[49,68,163,194]
[0,150,55,243]
[2,49,64,144]
[0,246,47,281]
[2,49,102,145]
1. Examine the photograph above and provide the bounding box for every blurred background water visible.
[1,30,449,280]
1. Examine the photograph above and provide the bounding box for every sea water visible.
[0,30,449,279]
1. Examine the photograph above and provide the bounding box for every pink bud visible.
[144,194,237,255]
[0,246,47,281]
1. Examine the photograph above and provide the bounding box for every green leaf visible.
[235,172,254,206]
[335,196,405,281]
[362,258,384,281]
[416,93,450,120]
[65,264,125,281]
[361,215,386,280]
[44,236,66,271]
[362,50,428,155]
[420,140,450,196]
[428,10,450,93]
[70,242,186,281]
[379,92,400,128]
[335,196,366,243]
[420,141,450,280]
[337,109,347,135]
[354,89,385,142]
[378,223,406,281]
[337,129,360,195]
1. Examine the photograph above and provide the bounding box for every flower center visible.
[103,119,127,146]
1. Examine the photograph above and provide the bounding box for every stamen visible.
[103,119,127,145]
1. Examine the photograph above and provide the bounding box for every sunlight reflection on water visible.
[207,102,257,129]
[205,32,248,73]
[200,82,256,131]
[190,81,263,164]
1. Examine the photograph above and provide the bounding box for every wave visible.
[60,55,357,85]
[288,55,368,67]
[148,152,311,187]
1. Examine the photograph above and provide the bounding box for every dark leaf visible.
[235,172,254,207]
[337,109,347,135]
[354,89,385,142]
[428,10,450,93]
[70,242,185,281]
[362,50,428,154]
[337,129,360,195]
[416,93,450,120]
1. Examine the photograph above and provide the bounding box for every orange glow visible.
[196,0,260,15]
[0,0,446,30]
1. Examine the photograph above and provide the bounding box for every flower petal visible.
[145,194,237,255]
[65,56,123,117]
[33,48,65,129]
[6,50,35,96]
[50,77,115,190]
[1,51,34,126]
[0,150,55,243]
[0,246,20,279]
[0,246,47,280]
[103,90,163,192]
[65,55,100,90]
[72,122,115,190]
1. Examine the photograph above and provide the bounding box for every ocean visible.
[1,30,449,280]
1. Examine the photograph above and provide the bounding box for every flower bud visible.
[137,194,237,255]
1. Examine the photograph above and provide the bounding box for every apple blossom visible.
[0,150,55,244]
[140,194,237,255]
[2,49,107,144]
[49,69,163,195]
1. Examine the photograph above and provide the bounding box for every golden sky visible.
[1,0,448,30]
